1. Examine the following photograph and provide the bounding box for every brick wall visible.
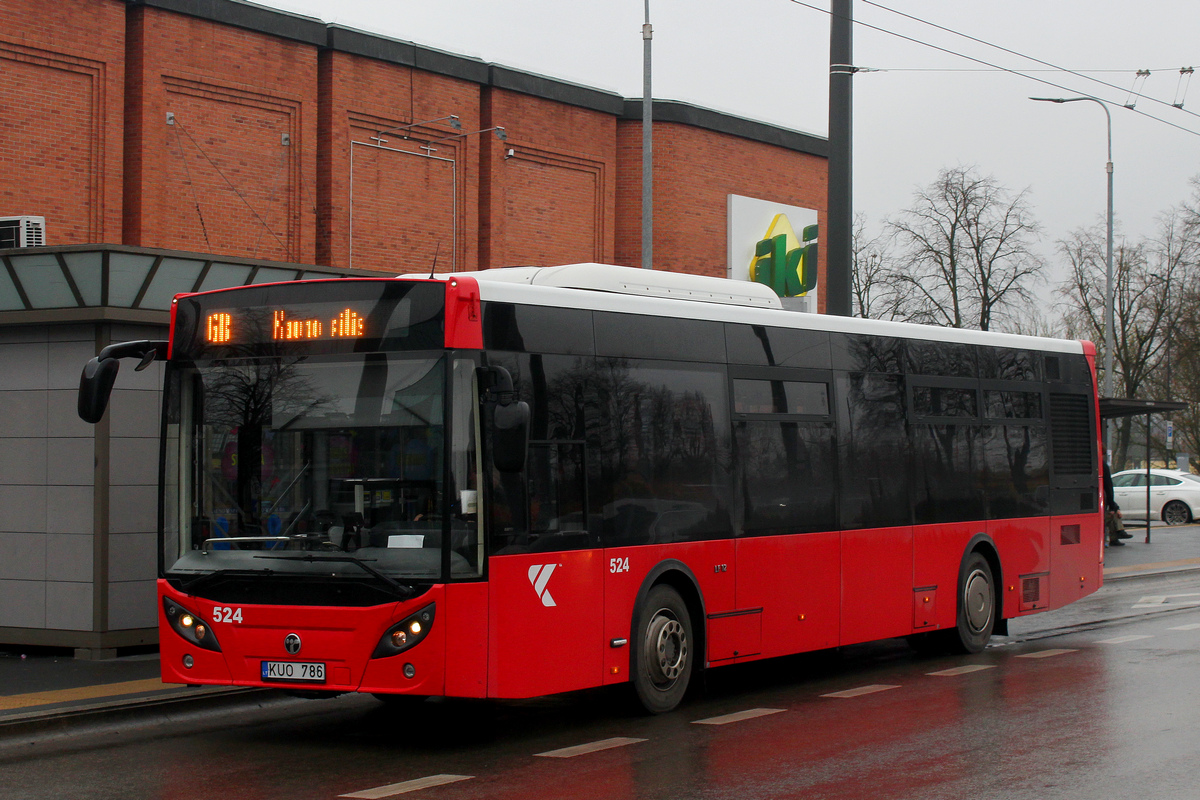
[616,120,829,311]
[317,50,481,273]
[0,0,125,245]
[480,89,617,269]
[7,1,827,288]
[123,5,319,264]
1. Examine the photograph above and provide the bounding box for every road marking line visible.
[1167,623,1200,631]
[339,775,473,798]
[927,664,996,676]
[0,678,173,711]
[1015,649,1077,659]
[1132,592,1200,609]
[1096,634,1153,644]
[535,737,646,758]
[821,684,900,699]
[693,708,786,725]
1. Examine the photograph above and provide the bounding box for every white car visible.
[1111,468,1200,525]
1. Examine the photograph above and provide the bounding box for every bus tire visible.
[951,552,995,654]
[632,584,693,714]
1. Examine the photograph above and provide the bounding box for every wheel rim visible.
[963,567,993,634]
[644,609,687,688]
[1165,502,1189,526]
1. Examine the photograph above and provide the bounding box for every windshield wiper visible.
[254,554,415,598]
[177,567,275,593]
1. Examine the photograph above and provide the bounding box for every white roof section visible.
[401,264,1085,355]
[446,263,782,309]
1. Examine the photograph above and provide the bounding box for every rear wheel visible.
[950,552,995,654]
[632,585,693,714]
[1163,500,1192,526]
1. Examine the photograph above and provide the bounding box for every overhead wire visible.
[861,0,1200,120]
[784,0,1200,139]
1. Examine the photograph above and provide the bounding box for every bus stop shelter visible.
[1099,397,1190,543]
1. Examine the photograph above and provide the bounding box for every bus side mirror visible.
[480,365,529,473]
[78,356,120,423]
[77,340,169,424]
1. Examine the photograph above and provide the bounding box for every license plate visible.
[261,660,326,683]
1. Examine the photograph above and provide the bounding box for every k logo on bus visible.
[528,564,557,607]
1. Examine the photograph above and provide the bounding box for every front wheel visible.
[632,585,693,714]
[1163,500,1192,526]
[950,552,995,654]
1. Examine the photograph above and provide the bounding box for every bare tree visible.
[889,166,1045,331]
[851,213,903,319]
[1057,214,1194,467]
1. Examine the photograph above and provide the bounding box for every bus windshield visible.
[163,353,483,589]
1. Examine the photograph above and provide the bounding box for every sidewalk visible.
[3,524,1200,739]
[1099,520,1200,578]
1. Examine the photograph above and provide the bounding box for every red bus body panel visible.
[840,526,914,646]
[488,550,605,698]
[735,533,841,658]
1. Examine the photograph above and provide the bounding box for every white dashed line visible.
[1167,623,1200,631]
[339,775,473,799]
[693,708,786,725]
[927,664,996,676]
[821,684,900,698]
[1016,649,1077,659]
[535,737,646,758]
[1096,634,1153,644]
[1133,593,1200,609]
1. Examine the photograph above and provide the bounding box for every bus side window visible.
[527,442,589,547]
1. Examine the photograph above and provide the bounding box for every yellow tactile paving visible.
[1104,556,1200,576]
[0,678,174,711]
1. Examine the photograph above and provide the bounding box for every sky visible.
[258,0,1200,274]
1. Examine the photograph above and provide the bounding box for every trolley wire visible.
[862,0,1200,121]
[785,0,1200,140]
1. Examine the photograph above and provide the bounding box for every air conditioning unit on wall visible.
[0,216,46,248]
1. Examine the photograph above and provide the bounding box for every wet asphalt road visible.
[3,571,1200,800]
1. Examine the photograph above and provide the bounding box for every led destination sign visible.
[204,308,367,344]
[173,281,447,358]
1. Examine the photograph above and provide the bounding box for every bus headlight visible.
[163,597,222,652]
[372,603,435,658]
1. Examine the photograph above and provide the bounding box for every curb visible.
[0,686,285,745]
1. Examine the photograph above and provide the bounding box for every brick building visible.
[0,0,827,653]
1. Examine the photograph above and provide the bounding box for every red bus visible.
[78,263,1102,713]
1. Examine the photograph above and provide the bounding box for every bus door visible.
[487,440,604,697]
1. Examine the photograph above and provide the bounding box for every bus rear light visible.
[372,603,436,659]
[164,597,222,652]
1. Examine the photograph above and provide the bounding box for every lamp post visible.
[1031,96,1115,459]
[641,0,653,270]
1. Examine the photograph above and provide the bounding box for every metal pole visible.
[1146,412,1152,543]
[1030,97,1114,458]
[826,0,853,315]
[1102,102,1115,464]
[641,1,653,270]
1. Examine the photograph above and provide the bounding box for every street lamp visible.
[1031,95,1115,459]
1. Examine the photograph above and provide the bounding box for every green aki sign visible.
[750,214,819,299]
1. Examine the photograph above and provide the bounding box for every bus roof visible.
[406,264,1085,356]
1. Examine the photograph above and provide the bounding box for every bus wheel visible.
[951,553,995,654]
[633,585,693,714]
